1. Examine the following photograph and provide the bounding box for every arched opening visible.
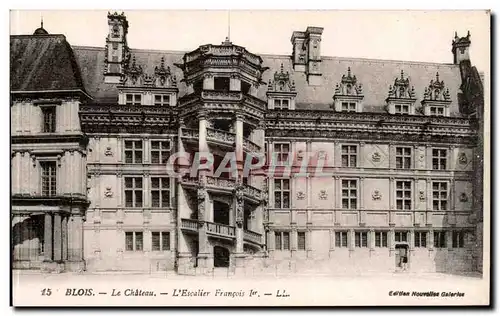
[213,201,230,226]
[213,246,230,268]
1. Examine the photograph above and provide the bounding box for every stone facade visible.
[10,13,484,275]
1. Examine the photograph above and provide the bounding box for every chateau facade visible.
[11,13,484,275]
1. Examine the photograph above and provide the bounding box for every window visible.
[297,232,306,250]
[41,107,56,133]
[274,179,290,208]
[274,99,290,110]
[430,106,445,116]
[214,77,230,91]
[341,102,357,112]
[395,104,410,114]
[125,140,143,164]
[41,161,57,196]
[125,177,143,207]
[432,181,448,211]
[125,93,142,105]
[396,180,412,210]
[273,143,290,164]
[335,231,348,248]
[432,149,447,170]
[395,231,408,243]
[434,231,447,248]
[154,94,171,106]
[275,231,290,250]
[151,140,171,164]
[355,232,368,248]
[151,177,170,208]
[152,232,171,251]
[342,180,357,209]
[125,232,143,251]
[341,145,357,168]
[414,232,427,248]
[374,231,388,247]
[452,231,465,248]
[396,147,412,169]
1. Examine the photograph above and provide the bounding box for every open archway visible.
[213,246,230,268]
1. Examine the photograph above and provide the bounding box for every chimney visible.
[291,31,307,72]
[452,31,471,65]
[305,26,324,85]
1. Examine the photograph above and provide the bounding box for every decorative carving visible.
[120,55,177,88]
[459,193,468,203]
[334,67,363,97]
[458,152,468,165]
[318,190,328,200]
[104,187,113,198]
[235,186,244,226]
[197,187,206,220]
[372,190,382,201]
[371,152,381,163]
[297,150,304,161]
[423,72,451,102]
[267,63,296,93]
[318,151,327,159]
[297,191,306,200]
[419,191,426,202]
[387,70,416,99]
[104,146,113,157]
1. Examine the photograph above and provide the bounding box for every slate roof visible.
[72,44,462,116]
[10,34,86,93]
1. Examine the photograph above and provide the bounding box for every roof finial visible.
[400,70,404,79]
[436,72,440,82]
[280,63,284,73]
[41,14,43,28]
[347,67,351,77]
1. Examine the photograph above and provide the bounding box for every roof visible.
[72,45,462,115]
[10,34,85,92]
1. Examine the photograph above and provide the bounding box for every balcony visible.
[243,137,261,153]
[206,128,236,147]
[181,128,200,140]
[181,218,199,233]
[206,222,236,239]
[243,184,262,203]
[201,90,243,101]
[206,176,236,193]
[243,229,262,245]
[181,218,263,246]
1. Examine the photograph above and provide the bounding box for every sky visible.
[10,10,490,73]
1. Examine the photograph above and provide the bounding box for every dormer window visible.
[421,73,451,117]
[341,102,357,112]
[274,99,290,110]
[154,94,171,106]
[386,70,416,115]
[333,67,364,113]
[429,106,445,116]
[394,104,410,115]
[118,55,178,106]
[267,63,297,110]
[126,93,142,105]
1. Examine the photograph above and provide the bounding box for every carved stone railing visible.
[201,90,243,101]
[243,184,262,201]
[206,222,236,238]
[206,128,236,145]
[243,137,261,153]
[181,176,199,186]
[243,230,262,245]
[206,176,236,190]
[181,218,199,232]
[182,128,200,139]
